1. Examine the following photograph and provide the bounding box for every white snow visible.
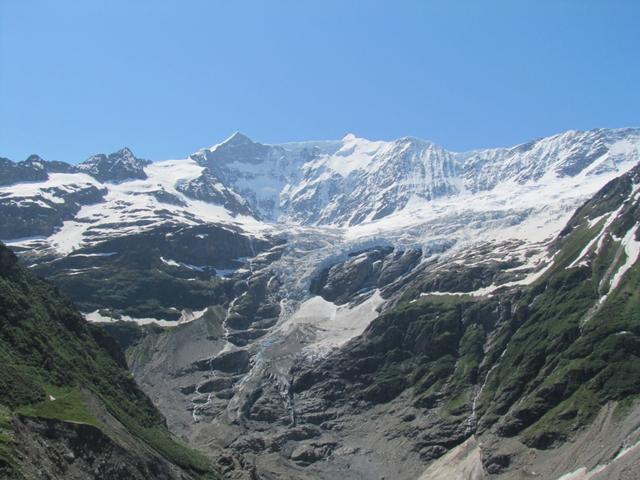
[323,134,390,177]
[421,289,494,298]
[568,203,626,269]
[11,158,270,255]
[49,219,93,254]
[587,213,609,229]
[84,307,209,327]
[145,158,204,185]
[0,173,100,198]
[344,162,635,250]
[160,257,181,267]
[3,129,639,260]
[160,256,220,272]
[275,291,384,356]
[608,224,640,292]
[1,235,48,246]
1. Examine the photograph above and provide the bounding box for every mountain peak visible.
[115,147,135,158]
[397,135,432,144]
[79,147,148,183]
[206,132,255,153]
[24,154,45,163]
[223,131,253,145]
[20,154,47,170]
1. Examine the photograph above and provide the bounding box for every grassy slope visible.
[0,243,220,479]
[479,171,640,446]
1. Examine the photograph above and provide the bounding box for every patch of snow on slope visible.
[160,257,181,267]
[49,219,93,255]
[420,261,554,298]
[568,204,626,269]
[145,158,204,186]
[84,307,208,327]
[85,310,179,327]
[1,236,48,247]
[0,173,101,197]
[608,224,640,292]
[276,290,384,356]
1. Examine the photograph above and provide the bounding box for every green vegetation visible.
[0,243,220,478]
[325,167,640,451]
[203,306,226,338]
[477,168,640,447]
[128,425,217,478]
[357,255,639,445]
[346,294,498,410]
[17,387,101,428]
[0,405,21,479]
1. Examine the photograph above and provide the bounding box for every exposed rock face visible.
[190,132,324,219]
[133,188,187,207]
[0,183,106,239]
[78,147,150,183]
[20,154,79,174]
[30,223,283,321]
[0,156,49,186]
[310,246,421,304]
[9,416,184,480]
[176,168,256,217]
[0,152,78,187]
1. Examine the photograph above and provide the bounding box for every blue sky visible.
[1,0,639,162]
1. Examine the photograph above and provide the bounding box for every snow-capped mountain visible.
[113,153,640,480]
[189,132,339,220]
[459,127,640,190]
[186,127,640,227]
[2,128,639,257]
[4,127,640,480]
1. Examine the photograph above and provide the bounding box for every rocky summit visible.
[1,128,640,479]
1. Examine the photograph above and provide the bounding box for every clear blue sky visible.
[1,0,639,162]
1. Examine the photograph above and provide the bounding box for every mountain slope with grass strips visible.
[0,243,222,480]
